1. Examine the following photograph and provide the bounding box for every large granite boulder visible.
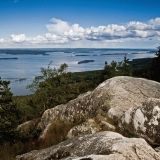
[119,98,160,145]
[16,131,160,160]
[37,76,160,145]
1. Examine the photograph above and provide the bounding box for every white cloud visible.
[148,18,160,30]
[84,24,130,40]
[10,34,26,43]
[134,30,157,38]
[64,24,84,40]
[45,33,68,43]
[46,18,85,41]
[127,21,151,30]
[45,17,160,43]
[0,38,6,43]
[127,18,160,31]
[1,17,159,47]
[9,33,68,45]
[46,18,70,34]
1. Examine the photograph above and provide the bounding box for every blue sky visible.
[0,0,160,48]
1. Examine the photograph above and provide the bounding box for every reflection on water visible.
[0,48,156,96]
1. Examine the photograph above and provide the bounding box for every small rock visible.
[100,121,116,131]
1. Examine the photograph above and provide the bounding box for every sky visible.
[0,0,160,48]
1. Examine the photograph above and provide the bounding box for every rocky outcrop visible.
[119,98,160,145]
[17,118,40,133]
[66,119,100,139]
[37,76,160,146]
[16,131,160,160]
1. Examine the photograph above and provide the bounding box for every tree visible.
[100,54,132,82]
[151,46,160,82]
[117,54,132,76]
[0,78,20,144]
[27,63,87,116]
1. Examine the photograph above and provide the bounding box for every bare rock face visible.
[155,147,160,155]
[16,131,160,160]
[119,98,160,145]
[66,119,100,139]
[17,118,40,133]
[38,76,160,144]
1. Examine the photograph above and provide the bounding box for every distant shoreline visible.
[0,57,18,60]
[0,48,154,96]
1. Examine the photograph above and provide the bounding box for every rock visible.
[17,118,40,133]
[66,119,100,139]
[119,98,160,145]
[155,147,160,155]
[73,155,126,160]
[16,131,160,160]
[100,121,116,131]
[37,76,160,144]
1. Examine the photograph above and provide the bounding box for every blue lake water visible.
[0,48,156,96]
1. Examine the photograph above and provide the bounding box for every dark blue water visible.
[0,48,156,95]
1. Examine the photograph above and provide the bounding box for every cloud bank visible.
[1,17,160,47]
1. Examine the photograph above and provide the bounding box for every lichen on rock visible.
[16,131,160,160]
[120,98,160,145]
[17,76,160,147]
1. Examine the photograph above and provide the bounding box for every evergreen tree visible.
[151,46,160,82]
[100,54,132,82]
[0,78,20,144]
[117,54,132,76]
[27,63,89,116]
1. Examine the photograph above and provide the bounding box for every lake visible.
[0,48,156,96]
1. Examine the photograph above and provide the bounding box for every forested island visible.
[0,57,18,60]
[0,49,50,55]
[78,60,94,64]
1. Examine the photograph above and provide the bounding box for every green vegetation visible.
[129,58,153,79]
[98,54,132,83]
[151,46,160,82]
[26,62,97,117]
[1,47,160,159]
[0,78,20,145]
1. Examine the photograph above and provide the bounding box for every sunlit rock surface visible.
[38,76,160,145]
[119,98,160,145]
[16,131,160,160]
[66,119,100,139]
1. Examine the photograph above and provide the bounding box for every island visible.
[0,57,18,60]
[78,60,94,64]
[35,75,44,79]
[15,78,27,81]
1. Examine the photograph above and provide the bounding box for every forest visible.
[0,47,160,160]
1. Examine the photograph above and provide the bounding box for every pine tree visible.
[0,77,20,144]
[27,63,81,115]
[151,46,160,82]
[100,54,132,82]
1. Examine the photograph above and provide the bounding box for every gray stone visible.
[119,98,160,145]
[16,131,160,160]
[66,119,100,139]
[37,76,160,144]
[155,147,160,155]
[17,118,40,133]
[100,120,116,131]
